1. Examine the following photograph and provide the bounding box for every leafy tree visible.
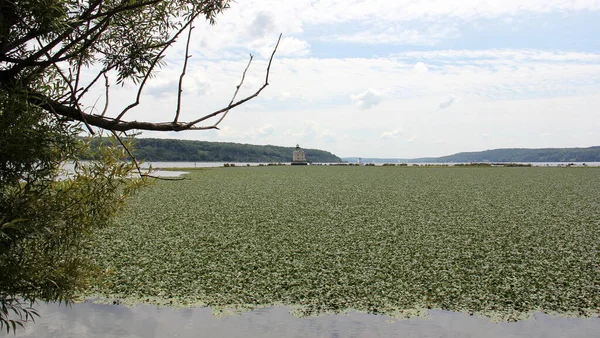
[0,90,146,333]
[0,0,279,332]
[84,138,344,163]
[0,0,279,132]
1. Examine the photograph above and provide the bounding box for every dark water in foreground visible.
[11,302,600,338]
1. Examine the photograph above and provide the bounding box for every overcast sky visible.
[98,0,600,158]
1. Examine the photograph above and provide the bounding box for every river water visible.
[143,161,600,168]
[60,161,600,179]
[11,302,600,338]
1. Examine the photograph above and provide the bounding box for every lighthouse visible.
[291,144,308,165]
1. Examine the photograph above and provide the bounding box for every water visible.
[145,161,600,168]
[10,302,600,338]
[142,162,274,169]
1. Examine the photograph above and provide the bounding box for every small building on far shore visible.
[292,144,308,165]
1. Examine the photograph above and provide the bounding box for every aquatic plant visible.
[83,166,600,321]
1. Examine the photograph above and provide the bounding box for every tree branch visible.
[209,53,253,129]
[6,1,105,73]
[4,34,281,133]
[184,33,281,129]
[76,65,115,102]
[114,14,201,121]
[101,73,110,117]
[173,23,194,123]
[0,0,104,57]
[110,130,143,177]
[31,33,95,135]
[111,131,185,180]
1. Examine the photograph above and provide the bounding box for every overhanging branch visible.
[19,33,282,133]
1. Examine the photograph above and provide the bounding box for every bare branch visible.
[3,34,282,133]
[208,53,253,129]
[184,33,282,129]
[76,65,115,102]
[110,130,143,177]
[7,2,106,74]
[0,0,104,57]
[101,73,110,117]
[114,15,201,121]
[174,23,195,123]
[111,131,185,181]
[32,33,95,135]
[73,13,95,107]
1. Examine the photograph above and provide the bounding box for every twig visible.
[31,32,94,134]
[101,73,109,117]
[110,130,144,178]
[15,34,283,132]
[174,23,194,123]
[76,65,115,102]
[114,14,201,122]
[211,53,253,128]
[73,13,93,107]
[185,33,282,129]
[110,131,185,181]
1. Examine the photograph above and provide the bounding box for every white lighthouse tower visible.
[291,144,308,165]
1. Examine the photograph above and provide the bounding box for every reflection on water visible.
[147,170,189,178]
[11,302,600,338]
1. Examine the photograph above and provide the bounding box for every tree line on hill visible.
[84,138,342,163]
[343,146,600,163]
[433,147,600,163]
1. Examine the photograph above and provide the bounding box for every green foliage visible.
[2,0,234,333]
[344,147,600,164]
[434,147,600,163]
[1,0,238,133]
[83,138,343,163]
[1,0,230,86]
[84,166,600,321]
[0,89,147,333]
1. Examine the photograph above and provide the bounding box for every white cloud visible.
[274,37,311,57]
[143,69,211,98]
[285,120,315,138]
[284,129,303,137]
[396,49,600,63]
[325,26,459,46]
[438,95,459,110]
[81,1,600,159]
[276,91,292,100]
[183,72,212,96]
[285,120,337,142]
[249,12,276,38]
[351,89,383,109]
[381,128,404,140]
[414,62,429,73]
[209,124,277,142]
[216,125,241,139]
[244,124,276,139]
[248,36,310,59]
[320,129,336,143]
[161,1,600,60]
[301,0,600,24]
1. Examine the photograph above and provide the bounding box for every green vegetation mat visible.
[83,166,600,321]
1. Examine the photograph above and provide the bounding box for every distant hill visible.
[343,146,600,163]
[118,138,342,163]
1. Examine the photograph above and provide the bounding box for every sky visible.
[96,0,600,158]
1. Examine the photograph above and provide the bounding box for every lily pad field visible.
[83,166,600,321]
